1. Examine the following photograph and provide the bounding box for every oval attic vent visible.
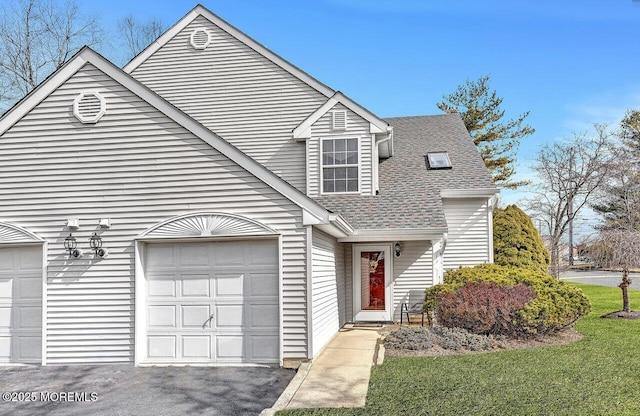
[73,91,106,124]
[190,29,212,50]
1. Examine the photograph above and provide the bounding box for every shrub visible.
[384,326,498,352]
[493,204,550,273]
[435,281,535,337]
[425,264,591,337]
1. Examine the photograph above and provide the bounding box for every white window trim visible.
[319,137,361,195]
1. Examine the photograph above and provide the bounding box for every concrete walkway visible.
[262,325,382,414]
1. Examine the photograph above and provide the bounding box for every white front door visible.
[353,245,392,321]
[0,246,42,364]
[144,239,279,364]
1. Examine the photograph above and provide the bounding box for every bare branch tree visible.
[524,125,613,278]
[0,0,103,112]
[118,15,164,61]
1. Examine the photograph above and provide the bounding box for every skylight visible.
[426,152,452,169]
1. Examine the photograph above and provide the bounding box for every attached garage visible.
[141,239,280,365]
[0,245,42,364]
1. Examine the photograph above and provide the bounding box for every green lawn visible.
[279,284,640,415]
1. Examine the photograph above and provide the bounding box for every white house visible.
[0,5,497,367]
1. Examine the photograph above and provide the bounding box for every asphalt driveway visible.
[0,365,294,416]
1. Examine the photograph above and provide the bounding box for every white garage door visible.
[145,239,279,364]
[0,246,42,364]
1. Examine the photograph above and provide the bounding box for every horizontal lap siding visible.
[0,64,308,363]
[443,198,491,270]
[308,104,374,197]
[392,242,432,322]
[130,16,329,192]
[310,229,345,357]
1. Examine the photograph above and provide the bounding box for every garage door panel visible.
[18,276,41,299]
[215,305,244,327]
[250,304,279,329]
[216,335,244,360]
[250,335,279,360]
[148,336,177,358]
[213,243,245,266]
[179,244,209,267]
[0,279,11,299]
[249,273,278,296]
[182,336,211,358]
[16,336,41,360]
[249,241,278,266]
[148,305,176,327]
[182,305,212,328]
[17,306,41,329]
[215,273,244,296]
[181,274,211,297]
[148,276,176,297]
[146,245,174,268]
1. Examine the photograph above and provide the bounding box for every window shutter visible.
[332,110,347,130]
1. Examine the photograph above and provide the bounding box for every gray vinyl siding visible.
[392,241,433,322]
[443,198,492,270]
[310,229,345,357]
[129,16,330,192]
[308,104,374,197]
[0,63,309,363]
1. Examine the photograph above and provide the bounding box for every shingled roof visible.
[314,113,495,230]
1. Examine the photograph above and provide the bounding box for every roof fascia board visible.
[0,52,89,135]
[293,92,388,140]
[441,188,500,198]
[2,47,331,224]
[124,4,335,99]
[338,228,447,243]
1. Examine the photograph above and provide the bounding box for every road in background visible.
[560,269,640,290]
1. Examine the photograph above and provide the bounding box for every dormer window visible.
[426,152,452,169]
[322,138,359,193]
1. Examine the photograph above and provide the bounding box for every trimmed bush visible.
[436,281,535,337]
[384,326,497,352]
[425,264,591,337]
[493,204,550,273]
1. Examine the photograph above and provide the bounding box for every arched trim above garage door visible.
[0,222,43,243]
[137,212,278,239]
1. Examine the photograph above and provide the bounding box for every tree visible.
[620,109,640,152]
[524,125,612,278]
[589,229,640,313]
[0,0,103,112]
[437,75,535,189]
[118,15,164,61]
[493,204,550,273]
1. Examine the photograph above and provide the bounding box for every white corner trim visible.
[440,188,500,198]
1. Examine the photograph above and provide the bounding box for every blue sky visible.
[88,0,640,235]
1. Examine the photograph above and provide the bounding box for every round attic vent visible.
[190,29,212,50]
[73,91,106,124]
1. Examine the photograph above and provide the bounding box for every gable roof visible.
[314,114,498,234]
[124,4,335,99]
[0,47,333,226]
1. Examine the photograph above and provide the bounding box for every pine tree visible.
[437,75,535,189]
[493,204,550,273]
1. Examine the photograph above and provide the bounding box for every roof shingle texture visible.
[314,113,495,230]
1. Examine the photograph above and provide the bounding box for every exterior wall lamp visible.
[394,242,401,257]
[89,233,108,258]
[64,233,82,258]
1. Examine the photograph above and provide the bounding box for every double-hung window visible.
[322,138,359,193]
